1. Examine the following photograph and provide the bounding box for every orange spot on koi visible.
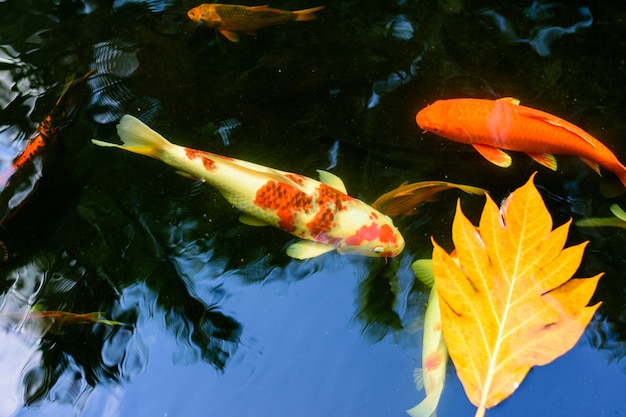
[185,147,217,171]
[254,181,313,232]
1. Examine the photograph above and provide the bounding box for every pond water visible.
[0,1,625,416]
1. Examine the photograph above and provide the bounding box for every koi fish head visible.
[415,100,454,136]
[187,5,220,26]
[416,99,490,144]
[336,215,405,257]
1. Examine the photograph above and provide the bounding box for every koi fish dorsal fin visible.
[499,97,521,105]
[513,105,601,149]
[471,144,512,168]
[527,153,558,171]
[317,170,347,194]
[286,240,335,259]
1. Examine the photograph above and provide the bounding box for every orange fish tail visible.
[292,6,325,21]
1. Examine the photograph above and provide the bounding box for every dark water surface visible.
[1,1,625,416]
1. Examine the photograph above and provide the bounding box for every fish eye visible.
[373,246,384,254]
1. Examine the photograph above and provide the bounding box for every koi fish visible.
[407,259,448,417]
[371,180,487,217]
[0,305,123,334]
[92,115,405,259]
[416,97,626,188]
[0,70,95,260]
[187,4,325,42]
[25,307,123,326]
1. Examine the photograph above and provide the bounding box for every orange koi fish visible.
[371,180,486,217]
[187,4,325,42]
[416,97,626,187]
[0,70,94,259]
[92,115,404,259]
[408,259,448,417]
[1,305,123,334]
[23,307,123,327]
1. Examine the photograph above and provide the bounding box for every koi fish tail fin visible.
[406,381,443,417]
[292,6,325,21]
[91,115,172,159]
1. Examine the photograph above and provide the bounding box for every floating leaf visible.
[432,173,602,416]
[371,181,487,216]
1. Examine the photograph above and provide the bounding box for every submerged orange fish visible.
[187,4,325,42]
[0,240,6,262]
[416,97,626,188]
[1,305,123,334]
[0,70,95,193]
[92,115,404,259]
[0,70,94,259]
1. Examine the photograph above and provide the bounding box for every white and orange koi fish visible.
[407,259,448,417]
[92,115,405,259]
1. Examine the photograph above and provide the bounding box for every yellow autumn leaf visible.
[432,173,603,417]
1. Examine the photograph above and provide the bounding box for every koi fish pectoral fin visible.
[471,144,512,168]
[527,153,557,171]
[413,368,425,391]
[317,169,347,194]
[239,214,270,226]
[286,240,335,259]
[219,29,240,42]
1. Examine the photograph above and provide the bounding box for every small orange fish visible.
[1,305,123,334]
[187,4,325,42]
[23,309,123,327]
[416,97,626,188]
[371,181,486,217]
[0,240,6,262]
